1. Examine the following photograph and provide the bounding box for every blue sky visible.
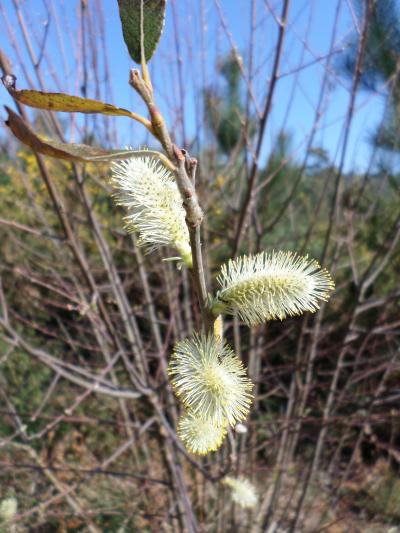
[0,0,388,172]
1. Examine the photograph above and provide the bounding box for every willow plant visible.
[1,0,334,515]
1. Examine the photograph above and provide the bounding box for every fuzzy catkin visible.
[178,412,228,455]
[168,333,253,427]
[111,155,192,265]
[214,251,334,325]
[222,477,258,508]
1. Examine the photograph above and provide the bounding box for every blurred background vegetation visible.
[0,0,400,531]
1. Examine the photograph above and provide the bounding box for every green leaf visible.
[2,74,135,118]
[4,106,148,163]
[117,0,166,63]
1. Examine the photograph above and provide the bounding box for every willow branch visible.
[129,67,213,330]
